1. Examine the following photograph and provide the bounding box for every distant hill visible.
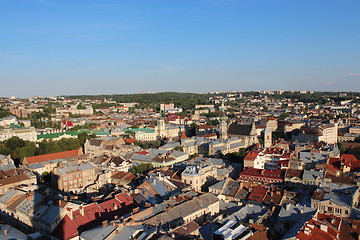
[64,92,215,112]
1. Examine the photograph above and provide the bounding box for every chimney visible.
[115,229,119,235]
[3,229,8,236]
[67,208,73,220]
[114,215,118,220]
[79,206,85,216]
[132,207,139,214]
[145,202,151,208]
[320,224,328,233]
[102,220,108,228]
[26,194,32,201]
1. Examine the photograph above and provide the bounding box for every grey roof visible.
[217,168,231,177]
[227,122,253,136]
[182,166,200,176]
[56,162,94,175]
[209,179,226,191]
[214,146,227,152]
[230,142,244,149]
[0,224,27,240]
[277,204,314,222]
[39,205,62,225]
[0,156,16,171]
[27,162,45,170]
[299,152,328,164]
[204,158,225,166]
[172,151,187,158]
[224,204,268,223]
[146,193,219,226]
[89,139,103,146]
[0,188,17,204]
[16,193,44,217]
[109,224,155,240]
[80,224,117,240]
[146,178,169,196]
[131,154,155,162]
[159,141,180,150]
[302,170,323,182]
[321,187,358,207]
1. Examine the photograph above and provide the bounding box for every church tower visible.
[264,127,272,148]
[157,110,166,138]
[220,100,228,139]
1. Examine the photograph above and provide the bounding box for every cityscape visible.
[1,0,360,239]
[1,91,360,240]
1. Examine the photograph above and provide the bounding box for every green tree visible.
[174,146,184,152]
[131,164,153,174]
[5,137,25,151]
[0,146,12,156]
[338,143,346,155]
[16,142,37,163]
[189,123,197,137]
[0,108,11,118]
[279,112,290,120]
[41,171,51,182]
[206,119,220,126]
[78,132,89,145]
[77,104,86,109]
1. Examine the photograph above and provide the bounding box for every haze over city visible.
[1,0,360,97]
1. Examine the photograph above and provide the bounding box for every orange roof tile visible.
[23,148,82,165]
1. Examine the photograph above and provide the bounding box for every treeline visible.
[0,108,11,118]
[66,92,212,113]
[0,132,93,165]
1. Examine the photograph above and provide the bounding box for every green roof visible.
[123,128,155,133]
[37,130,91,140]
[92,131,111,136]
[10,123,23,128]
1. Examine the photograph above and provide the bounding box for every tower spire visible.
[220,100,228,139]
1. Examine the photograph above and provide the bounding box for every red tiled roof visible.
[297,213,341,240]
[135,151,149,155]
[52,194,135,240]
[62,121,73,127]
[181,131,187,139]
[23,148,82,165]
[340,154,360,169]
[244,151,259,161]
[240,168,283,180]
[124,138,136,144]
[248,185,267,202]
[197,133,217,138]
[197,125,214,129]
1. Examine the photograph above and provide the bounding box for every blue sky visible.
[0,0,360,97]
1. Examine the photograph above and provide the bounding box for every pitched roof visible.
[248,186,267,202]
[244,151,259,161]
[52,193,135,240]
[340,154,360,169]
[227,122,253,136]
[23,148,82,165]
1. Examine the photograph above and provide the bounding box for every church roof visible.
[227,122,254,136]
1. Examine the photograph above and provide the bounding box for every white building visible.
[124,128,157,141]
[0,127,38,142]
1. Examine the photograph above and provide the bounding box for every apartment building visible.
[52,162,96,193]
[0,127,37,142]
